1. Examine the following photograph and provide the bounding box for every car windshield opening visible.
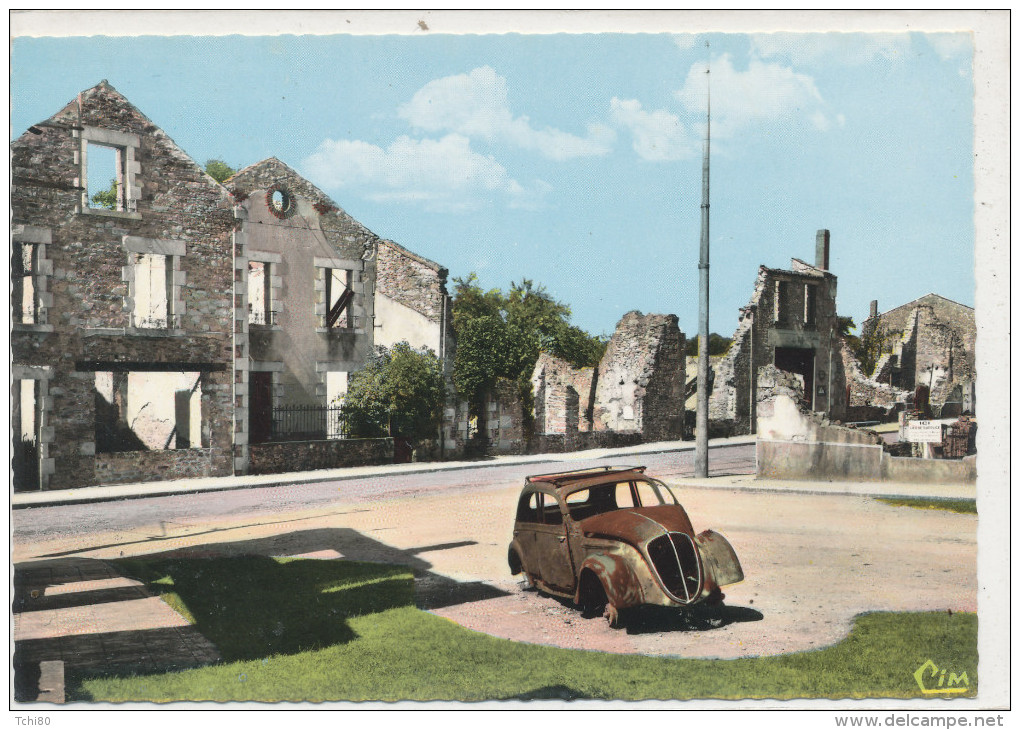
[565,479,677,520]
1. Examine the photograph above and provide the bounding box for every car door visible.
[513,489,541,577]
[532,490,576,592]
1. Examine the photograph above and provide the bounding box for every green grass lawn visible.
[876,497,977,514]
[68,557,977,703]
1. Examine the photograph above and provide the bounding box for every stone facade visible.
[861,294,976,415]
[11,81,237,490]
[593,311,685,443]
[11,83,455,490]
[708,230,847,436]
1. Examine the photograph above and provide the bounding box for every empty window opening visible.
[133,253,173,328]
[12,379,40,491]
[324,268,354,328]
[87,143,123,211]
[269,189,291,214]
[95,371,202,452]
[326,371,350,439]
[775,280,792,324]
[804,284,818,326]
[13,242,40,325]
[248,261,271,325]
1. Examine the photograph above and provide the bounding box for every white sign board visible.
[904,420,943,443]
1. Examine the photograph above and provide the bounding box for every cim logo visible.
[913,659,970,695]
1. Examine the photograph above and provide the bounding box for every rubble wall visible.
[593,311,685,442]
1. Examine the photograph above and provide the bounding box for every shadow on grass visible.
[511,685,594,701]
[115,555,413,661]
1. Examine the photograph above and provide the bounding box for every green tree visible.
[205,159,237,184]
[343,343,446,439]
[685,333,733,357]
[450,273,605,444]
[90,179,119,210]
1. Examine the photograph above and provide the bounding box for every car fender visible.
[695,529,744,588]
[507,540,528,575]
[573,552,644,609]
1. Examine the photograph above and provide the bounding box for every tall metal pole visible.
[694,47,711,478]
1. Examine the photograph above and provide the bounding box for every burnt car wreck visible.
[508,466,743,627]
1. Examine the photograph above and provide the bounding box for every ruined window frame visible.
[79,126,141,220]
[804,283,818,327]
[246,251,282,328]
[774,280,792,325]
[94,370,205,454]
[11,226,53,331]
[314,257,362,332]
[248,260,272,326]
[12,365,54,490]
[123,236,186,332]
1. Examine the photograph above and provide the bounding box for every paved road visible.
[12,440,976,663]
[12,442,756,551]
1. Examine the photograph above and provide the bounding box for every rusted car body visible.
[508,465,743,626]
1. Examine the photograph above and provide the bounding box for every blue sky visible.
[10,28,975,338]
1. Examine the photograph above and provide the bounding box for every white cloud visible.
[750,32,911,66]
[302,133,549,212]
[398,66,613,160]
[675,54,836,136]
[610,98,697,161]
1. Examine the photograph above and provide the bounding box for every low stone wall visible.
[756,440,976,484]
[94,448,229,486]
[756,440,885,482]
[884,454,976,484]
[247,438,393,475]
[531,430,643,455]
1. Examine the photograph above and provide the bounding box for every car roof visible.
[525,466,649,492]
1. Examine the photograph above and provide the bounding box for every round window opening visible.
[266,187,294,218]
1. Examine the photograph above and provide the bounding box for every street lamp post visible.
[695,49,711,478]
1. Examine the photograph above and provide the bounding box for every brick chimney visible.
[815,229,830,271]
[869,300,878,319]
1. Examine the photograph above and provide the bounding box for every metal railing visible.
[270,403,351,441]
[249,310,277,326]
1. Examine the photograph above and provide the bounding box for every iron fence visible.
[249,310,277,326]
[270,403,352,441]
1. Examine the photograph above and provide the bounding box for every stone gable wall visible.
[11,82,236,489]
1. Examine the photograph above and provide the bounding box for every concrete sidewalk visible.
[12,432,975,508]
[12,435,756,508]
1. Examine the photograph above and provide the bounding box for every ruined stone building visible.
[12,81,238,491]
[708,230,847,436]
[861,293,976,416]
[530,310,686,450]
[12,82,454,490]
[224,158,453,471]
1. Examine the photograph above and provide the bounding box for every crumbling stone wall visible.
[840,339,909,418]
[531,352,597,437]
[708,246,848,437]
[593,311,685,442]
[861,294,976,411]
[756,364,881,446]
[11,81,236,489]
